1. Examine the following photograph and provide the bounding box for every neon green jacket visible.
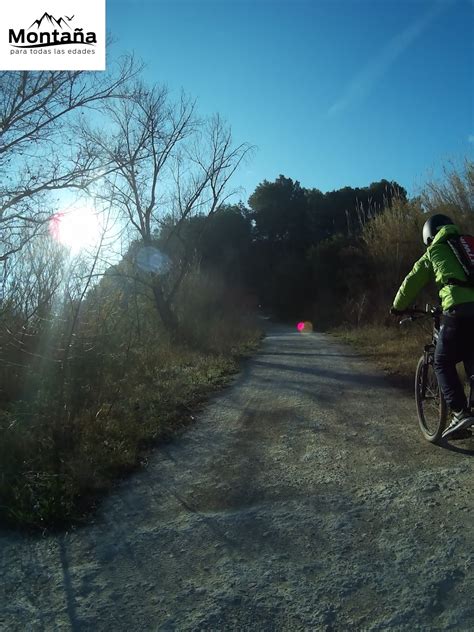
[393,224,474,311]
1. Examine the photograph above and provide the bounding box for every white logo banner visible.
[1,0,106,70]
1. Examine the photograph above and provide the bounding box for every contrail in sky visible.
[328,0,454,117]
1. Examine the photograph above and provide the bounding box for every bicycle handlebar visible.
[398,305,442,325]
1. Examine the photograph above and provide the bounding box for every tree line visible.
[156,163,473,328]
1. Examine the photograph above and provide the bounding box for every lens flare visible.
[297,321,313,333]
[136,246,172,274]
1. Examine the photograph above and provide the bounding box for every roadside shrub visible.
[308,234,371,328]
[422,160,474,218]
[0,264,261,530]
[360,198,426,319]
[175,269,261,353]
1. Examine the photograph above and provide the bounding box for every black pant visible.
[434,306,474,411]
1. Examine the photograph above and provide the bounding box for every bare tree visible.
[0,234,65,324]
[82,82,252,333]
[0,57,140,263]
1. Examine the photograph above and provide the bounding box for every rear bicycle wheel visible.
[415,355,447,443]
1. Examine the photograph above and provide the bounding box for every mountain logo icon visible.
[9,11,97,49]
[29,12,73,30]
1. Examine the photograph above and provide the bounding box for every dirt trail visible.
[1,323,473,631]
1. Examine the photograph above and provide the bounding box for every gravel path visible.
[1,324,473,631]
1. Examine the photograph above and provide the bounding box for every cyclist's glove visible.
[390,307,404,316]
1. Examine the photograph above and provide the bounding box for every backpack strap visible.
[445,277,474,288]
[445,235,474,287]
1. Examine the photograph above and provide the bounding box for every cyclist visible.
[390,214,474,439]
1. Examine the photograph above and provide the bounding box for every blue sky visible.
[109,0,474,202]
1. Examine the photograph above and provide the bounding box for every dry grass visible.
[331,321,470,397]
[331,322,430,388]
[0,322,262,532]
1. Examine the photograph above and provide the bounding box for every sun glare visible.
[49,208,102,253]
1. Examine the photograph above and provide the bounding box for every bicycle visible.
[399,305,474,443]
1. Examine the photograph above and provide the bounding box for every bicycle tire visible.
[415,355,447,443]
